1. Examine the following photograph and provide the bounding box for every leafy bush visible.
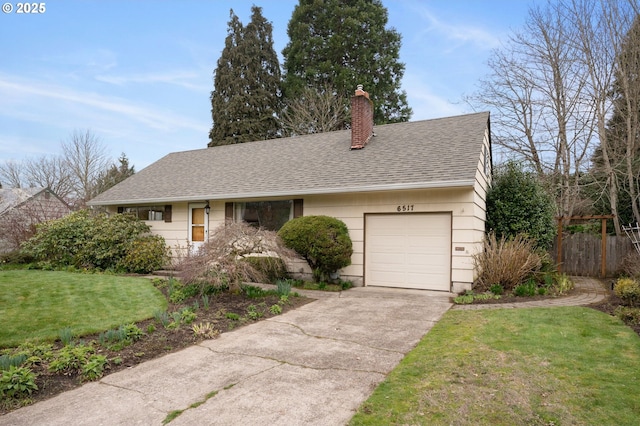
[614,277,640,307]
[474,233,542,292]
[278,215,353,282]
[22,210,168,273]
[615,306,640,325]
[81,355,107,381]
[0,251,35,265]
[514,279,537,297]
[117,235,169,273]
[0,365,38,398]
[486,162,556,249]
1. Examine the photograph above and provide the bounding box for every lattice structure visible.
[623,223,640,256]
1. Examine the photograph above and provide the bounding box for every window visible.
[119,206,165,221]
[235,201,293,231]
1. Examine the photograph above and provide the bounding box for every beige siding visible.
[105,154,489,291]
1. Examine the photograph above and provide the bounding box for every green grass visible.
[350,307,640,425]
[0,270,167,348]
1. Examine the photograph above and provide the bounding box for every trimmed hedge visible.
[278,215,352,282]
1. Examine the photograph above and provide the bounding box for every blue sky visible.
[0,0,536,171]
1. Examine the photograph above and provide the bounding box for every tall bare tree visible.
[280,86,349,136]
[61,129,111,206]
[0,160,25,188]
[23,155,74,201]
[467,0,639,225]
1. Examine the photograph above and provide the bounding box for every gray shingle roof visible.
[0,187,45,216]
[88,112,490,206]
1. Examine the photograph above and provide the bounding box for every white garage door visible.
[365,213,451,291]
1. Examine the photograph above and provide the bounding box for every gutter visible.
[87,179,476,206]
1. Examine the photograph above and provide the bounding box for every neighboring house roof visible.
[88,111,490,206]
[0,187,47,216]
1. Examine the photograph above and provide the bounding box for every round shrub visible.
[118,235,170,274]
[614,277,640,307]
[278,215,353,282]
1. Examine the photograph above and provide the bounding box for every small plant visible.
[48,343,95,374]
[81,355,108,381]
[192,300,200,311]
[225,312,240,321]
[514,279,537,297]
[201,294,210,310]
[489,284,504,295]
[276,279,292,296]
[180,308,197,324]
[120,323,145,341]
[147,324,156,334]
[0,365,38,398]
[154,310,171,327]
[191,322,220,339]
[340,280,354,290]
[614,277,640,307]
[554,274,574,295]
[58,327,74,345]
[269,304,282,315]
[615,306,640,325]
[279,295,290,305]
[0,354,28,371]
[247,305,263,320]
[169,288,187,304]
[454,291,475,304]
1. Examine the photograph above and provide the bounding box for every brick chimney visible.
[350,84,374,150]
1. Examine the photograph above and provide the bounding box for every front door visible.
[189,203,208,251]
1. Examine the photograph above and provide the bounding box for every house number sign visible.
[396,205,414,212]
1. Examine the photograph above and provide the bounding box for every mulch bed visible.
[1,290,314,415]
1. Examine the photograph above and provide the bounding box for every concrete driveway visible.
[1,287,452,426]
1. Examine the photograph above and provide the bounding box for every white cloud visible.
[0,74,207,133]
[95,70,210,92]
[409,3,501,51]
[402,73,466,121]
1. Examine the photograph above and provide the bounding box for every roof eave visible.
[86,179,476,206]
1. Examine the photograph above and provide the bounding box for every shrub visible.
[179,222,295,293]
[474,233,542,292]
[615,306,640,325]
[489,284,504,295]
[0,365,38,398]
[486,162,556,249]
[278,215,353,282]
[0,250,35,265]
[22,210,168,273]
[241,256,288,283]
[614,277,640,307]
[513,279,537,297]
[118,235,169,273]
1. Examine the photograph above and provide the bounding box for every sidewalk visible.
[452,276,609,310]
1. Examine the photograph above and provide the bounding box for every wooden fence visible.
[550,233,635,277]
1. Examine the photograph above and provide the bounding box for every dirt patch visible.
[1,288,314,415]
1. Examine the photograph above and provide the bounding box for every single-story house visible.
[88,87,492,293]
[0,187,71,254]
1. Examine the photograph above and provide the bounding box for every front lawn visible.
[0,270,167,347]
[351,307,640,425]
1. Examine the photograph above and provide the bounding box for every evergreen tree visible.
[282,0,411,126]
[93,153,135,197]
[208,7,282,147]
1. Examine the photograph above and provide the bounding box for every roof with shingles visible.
[88,111,490,206]
[0,187,45,215]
